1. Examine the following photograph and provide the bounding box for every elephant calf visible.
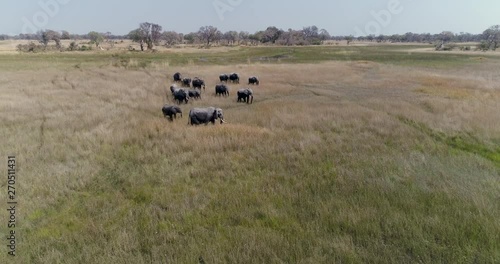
[219,74,229,82]
[237,88,254,104]
[188,89,201,100]
[189,107,225,125]
[162,105,182,121]
[248,76,260,85]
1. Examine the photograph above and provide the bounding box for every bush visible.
[67,42,79,51]
[17,42,45,53]
[79,45,92,51]
[477,41,490,51]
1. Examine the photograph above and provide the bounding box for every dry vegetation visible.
[0,45,499,263]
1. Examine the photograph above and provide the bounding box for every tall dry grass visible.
[1,58,499,263]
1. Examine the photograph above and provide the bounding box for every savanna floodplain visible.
[1,44,499,263]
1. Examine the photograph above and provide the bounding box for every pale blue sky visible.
[1,0,498,36]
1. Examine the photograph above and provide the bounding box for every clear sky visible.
[1,0,498,36]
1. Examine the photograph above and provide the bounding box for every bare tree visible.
[319,29,331,41]
[302,26,319,43]
[197,26,221,47]
[39,30,61,48]
[163,31,182,47]
[61,30,70,40]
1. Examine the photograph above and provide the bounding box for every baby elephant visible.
[162,105,183,121]
[188,89,202,100]
[248,76,260,85]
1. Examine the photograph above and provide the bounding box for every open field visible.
[1,44,500,263]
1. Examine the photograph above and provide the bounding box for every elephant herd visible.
[162,72,260,125]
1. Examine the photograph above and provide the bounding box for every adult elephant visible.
[248,76,260,85]
[162,105,182,121]
[215,84,229,97]
[237,88,254,104]
[192,77,206,90]
[219,74,229,82]
[173,89,189,104]
[229,73,239,84]
[188,107,225,125]
[173,72,182,82]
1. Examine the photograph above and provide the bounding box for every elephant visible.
[182,78,192,87]
[170,85,178,95]
[188,107,225,125]
[192,77,206,90]
[219,74,229,82]
[229,73,240,84]
[188,89,202,100]
[248,76,260,85]
[215,84,230,97]
[162,105,182,121]
[173,72,182,82]
[173,88,189,104]
[237,88,254,104]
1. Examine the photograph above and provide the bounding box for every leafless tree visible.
[163,31,182,47]
[38,30,61,48]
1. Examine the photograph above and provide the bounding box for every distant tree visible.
[376,34,386,43]
[139,22,163,50]
[482,25,500,50]
[39,30,61,48]
[183,32,198,44]
[344,35,353,45]
[222,31,238,45]
[302,25,320,44]
[276,29,306,46]
[319,29,331,41]
[440,31,455,43]
[127,23,163,50]
[163,31,182,46]
[197,26,221,47]
[262,26,283,44]
[238,31,250,45]
[61,30,70,40]
[88,31,104,48]
[248,31,264,45]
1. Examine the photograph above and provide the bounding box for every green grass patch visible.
[1,45,498,71]
[397,116,500,167]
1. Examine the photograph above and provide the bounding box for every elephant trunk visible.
[250,95,254,104]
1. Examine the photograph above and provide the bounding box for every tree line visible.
[5,24,499,51]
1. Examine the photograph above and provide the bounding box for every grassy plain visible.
[1,44,499,263]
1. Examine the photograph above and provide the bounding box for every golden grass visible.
[1,56,499,263]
